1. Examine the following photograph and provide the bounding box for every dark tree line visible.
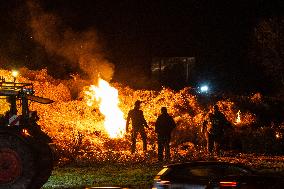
[248,16,284,95]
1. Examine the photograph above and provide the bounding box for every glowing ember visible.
[235,110,241,124]
[275,132,282,139]
[22,129,31,137]
[85,78,126,138]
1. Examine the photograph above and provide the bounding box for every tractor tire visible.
[0,132,36,189]
[29,142,53,189]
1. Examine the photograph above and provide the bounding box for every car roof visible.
[163,161,250,169]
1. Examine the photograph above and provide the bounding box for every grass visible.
[42,153,284,189]
[42,163,162,189]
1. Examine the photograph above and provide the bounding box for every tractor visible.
[0,77,54,189]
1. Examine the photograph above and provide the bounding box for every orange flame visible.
[235,110,241,124]
[22,129,31,137]
[85,78,126,138]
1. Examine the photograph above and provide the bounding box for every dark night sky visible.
[0,0,283,93]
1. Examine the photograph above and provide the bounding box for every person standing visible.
[202,105,227,156]
[126,100,148,153]
[155,107,176,161]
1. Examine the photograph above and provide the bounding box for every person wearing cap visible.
[126,100,148,153]
[155,107,176,161]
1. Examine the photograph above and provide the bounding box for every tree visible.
[250,17,284,93]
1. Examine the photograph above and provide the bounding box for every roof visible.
[0,81,33,96]
[164,161,250,169]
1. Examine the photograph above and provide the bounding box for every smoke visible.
[27,1,114,82]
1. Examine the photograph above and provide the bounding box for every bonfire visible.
[0,68,258,163]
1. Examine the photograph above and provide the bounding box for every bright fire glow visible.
[22,129,31,137]
[85,78,126,138]
[235,110,241,124]
[11,70,19,78]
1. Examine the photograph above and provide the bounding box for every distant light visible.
[275,132,282,139]
[220,181,237,187]
[12,70,19,78]
[200,85,209,93]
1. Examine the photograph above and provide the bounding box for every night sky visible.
[0,0,283,93]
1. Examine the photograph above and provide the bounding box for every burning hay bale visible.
[0,68,277,163]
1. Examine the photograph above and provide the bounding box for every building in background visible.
[151,57,195,89]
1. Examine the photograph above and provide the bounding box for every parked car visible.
[152,161,284,189]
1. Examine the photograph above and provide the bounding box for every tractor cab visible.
[0,77,53,137]
[0,76,54,189]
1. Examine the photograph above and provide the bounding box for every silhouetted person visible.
[28,111,52,143]
[126,100,148,153]
[155,107,176,161]
[202,105,227,156]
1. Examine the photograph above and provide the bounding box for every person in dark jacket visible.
[155,107,176,161]
[126,100,148,153]
[202,105,228,156]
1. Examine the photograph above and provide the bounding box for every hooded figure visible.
[155,107,176,161]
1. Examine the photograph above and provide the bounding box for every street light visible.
[200,85,209,93]
[198,84,210,94]
[11,70,19,83]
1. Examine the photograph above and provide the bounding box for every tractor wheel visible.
[0,132,36,189]
[29,142,54,189]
